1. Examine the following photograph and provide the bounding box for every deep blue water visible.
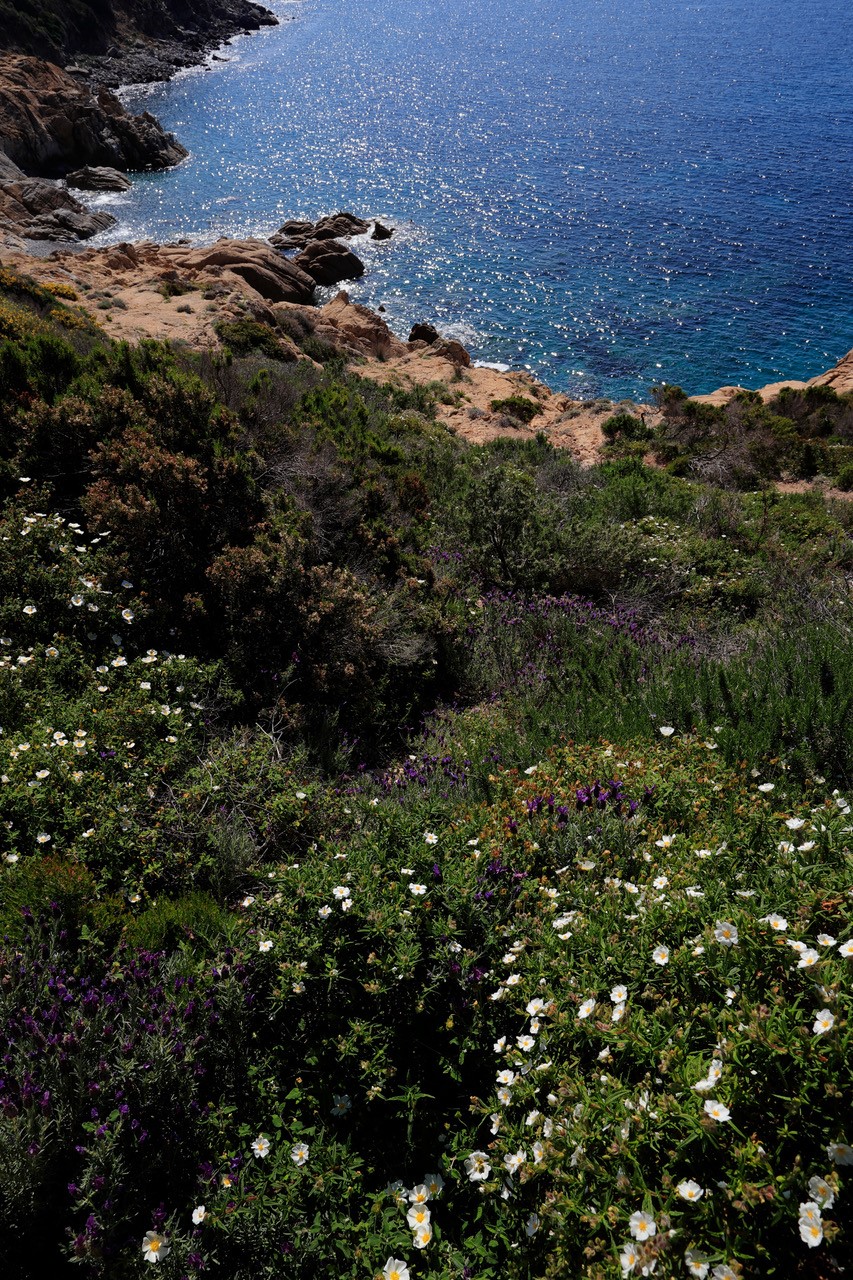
[88,0,853,400]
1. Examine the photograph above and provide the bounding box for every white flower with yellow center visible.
[406,1204,431,1230]
[291,1142,309,1166]
[652,945,670,966]
[703,1099,731,1123]
[677,1179,704,1202]
[813,1009,835,1036]
[383,1259,410,1280]
[251,1135,271,1159]
[141,1231,169,1264]
[628,1209,656,1240]
[465,1151,491,1181]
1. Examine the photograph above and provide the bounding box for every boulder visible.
[371,220,393,240]
[160,238,316,304]
[408,322,439,345]
[0,174,116,240]
[433,338,471,367]
[293,239,365,286]
[0,55,187,177]
[66,165,132,191]
[318,291,409,360]
[271,211,371,249]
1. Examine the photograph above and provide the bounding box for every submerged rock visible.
[271,211,371,249]
[371,220,394,240]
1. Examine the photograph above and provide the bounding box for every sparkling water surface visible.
[89,0,853,399]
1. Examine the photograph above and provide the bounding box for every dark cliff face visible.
[0,0,275,65]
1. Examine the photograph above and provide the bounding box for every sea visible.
[86,0,853,401]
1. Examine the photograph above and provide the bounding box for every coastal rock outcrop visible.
[67,165,132,191]
[0,168,116,240]
[0,56,188,177]
[161,239,317,304]
[271,212,371,249]
[2,0,277,89]
[292,239,366,286]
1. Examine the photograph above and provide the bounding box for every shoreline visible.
[2,231,851,474]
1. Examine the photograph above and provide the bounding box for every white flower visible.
[526,997,546,1016]
[526,1213,541,1236]
[703,1100,731,1122]
[121,609,134,622]
[839,940,853,957]
[628,1209,656,1240]
[36,832,51,844]
[684,1251,710,1279]
[292,981,305,993]
[578,997,595,1020]
[503,1149,525,1175]
[761,913,788,931]
[424,831,438,845]
[331,1094,351,1115]
[655,834,676,850]
[799,1200,822,1226]
[496,1086,513,1106]
[412,1226,432,1249]
[711,1267,738,1280]
[827,1142,853,1165]
[714,921,738,947]
[424,1173,444,1197]
[799,1218,824,1248]
[240,895,255,908]
[677,1179,704,1202]
[757,782,774,792]
[610,985,628,1004]
[813,1009,835,1036]
[620,1241,640,1276]
[496,1069,516,1085]
[808,1177,835,1209]
[258,939,273,952]
[465,1150,491,1181]
[383,1259,410,1280]
[251,1135,271,1158]
[817,934,836,947]
[295,790,306,800]
[612,1001,626,1023]
[532,1140,544,1163]
[408,1183,431,1205]
[4,853,19,864]
[141,1231,170,1264]
[22,605,37,616]
[652,945,670,966]
[400,867,415,876]
[318,905,332,919]
[191,1206,206,1225]
[409,883,427,896]
[797,948,820,969]
[290,1142,309,1166]
[517,1034,535,1051]
[333,885,351,900]
[523,764,538,775]
[406,1203,431,1230]
[653,875,668,889]
[659,726,675,737]
[785,817,807,830]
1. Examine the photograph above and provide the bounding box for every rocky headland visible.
[0,0,277,88]
[0,55,187,241]
[0,0,278,244]
[3,229,851,473]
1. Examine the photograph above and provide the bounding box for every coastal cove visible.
[80,0,853,401]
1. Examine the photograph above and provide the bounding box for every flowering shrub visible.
[1,268,852,1277]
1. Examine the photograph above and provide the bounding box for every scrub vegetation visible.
[1,266,852,1279]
